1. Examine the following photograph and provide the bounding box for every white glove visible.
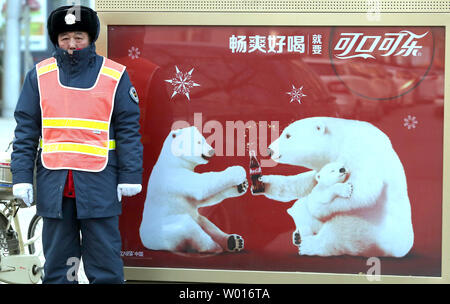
[117,184,142,202]
[12,183,33,207]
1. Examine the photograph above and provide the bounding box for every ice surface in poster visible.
[108,25,444,276]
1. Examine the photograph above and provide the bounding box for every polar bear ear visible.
[171,129,182,138]
[315,173,321,182]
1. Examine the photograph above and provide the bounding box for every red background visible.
[108,26,444,277]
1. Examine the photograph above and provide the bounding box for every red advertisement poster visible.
[108,26,444,277]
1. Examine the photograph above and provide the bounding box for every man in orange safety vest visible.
[11,5,143,284]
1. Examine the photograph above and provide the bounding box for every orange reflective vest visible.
[36,56,125,172]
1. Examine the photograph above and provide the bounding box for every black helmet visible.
[47,5,100,45]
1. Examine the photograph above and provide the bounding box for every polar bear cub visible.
[139,126,248,253]
[287,162,353,247]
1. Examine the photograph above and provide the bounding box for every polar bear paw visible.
[227,234,244,252]
[225,166,247,185]
[259,175,279,185]
[298,236,333,256]
[298,236,317,256]
[336,182,353,199]
[292,230,301,247]
[237,180,249,194]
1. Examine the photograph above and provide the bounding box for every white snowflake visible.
[286,85,307,104]
[403,115,418,130]
[165,66,201,101]
[128,46,141,60]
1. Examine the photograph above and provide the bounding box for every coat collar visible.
[53,43,97,72]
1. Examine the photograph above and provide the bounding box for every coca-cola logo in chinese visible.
[329,27,435,100]
[333,30,428,60]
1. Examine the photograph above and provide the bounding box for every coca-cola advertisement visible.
[107,25,444,277]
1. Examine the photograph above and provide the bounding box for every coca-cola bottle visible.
[249,150,265,194]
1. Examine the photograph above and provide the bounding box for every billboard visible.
[107,24,444,278]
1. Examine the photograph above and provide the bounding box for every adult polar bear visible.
[262,117,414,257]
[140,126,247,253]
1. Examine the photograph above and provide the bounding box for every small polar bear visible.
[287,162,353,249]
[262,117,414,257]
[139,126,247,253]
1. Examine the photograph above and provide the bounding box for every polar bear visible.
[287,161,353,247]
[262,117,414,257]
[139,126,248,253]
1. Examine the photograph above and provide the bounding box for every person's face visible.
[57,31,90,54]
